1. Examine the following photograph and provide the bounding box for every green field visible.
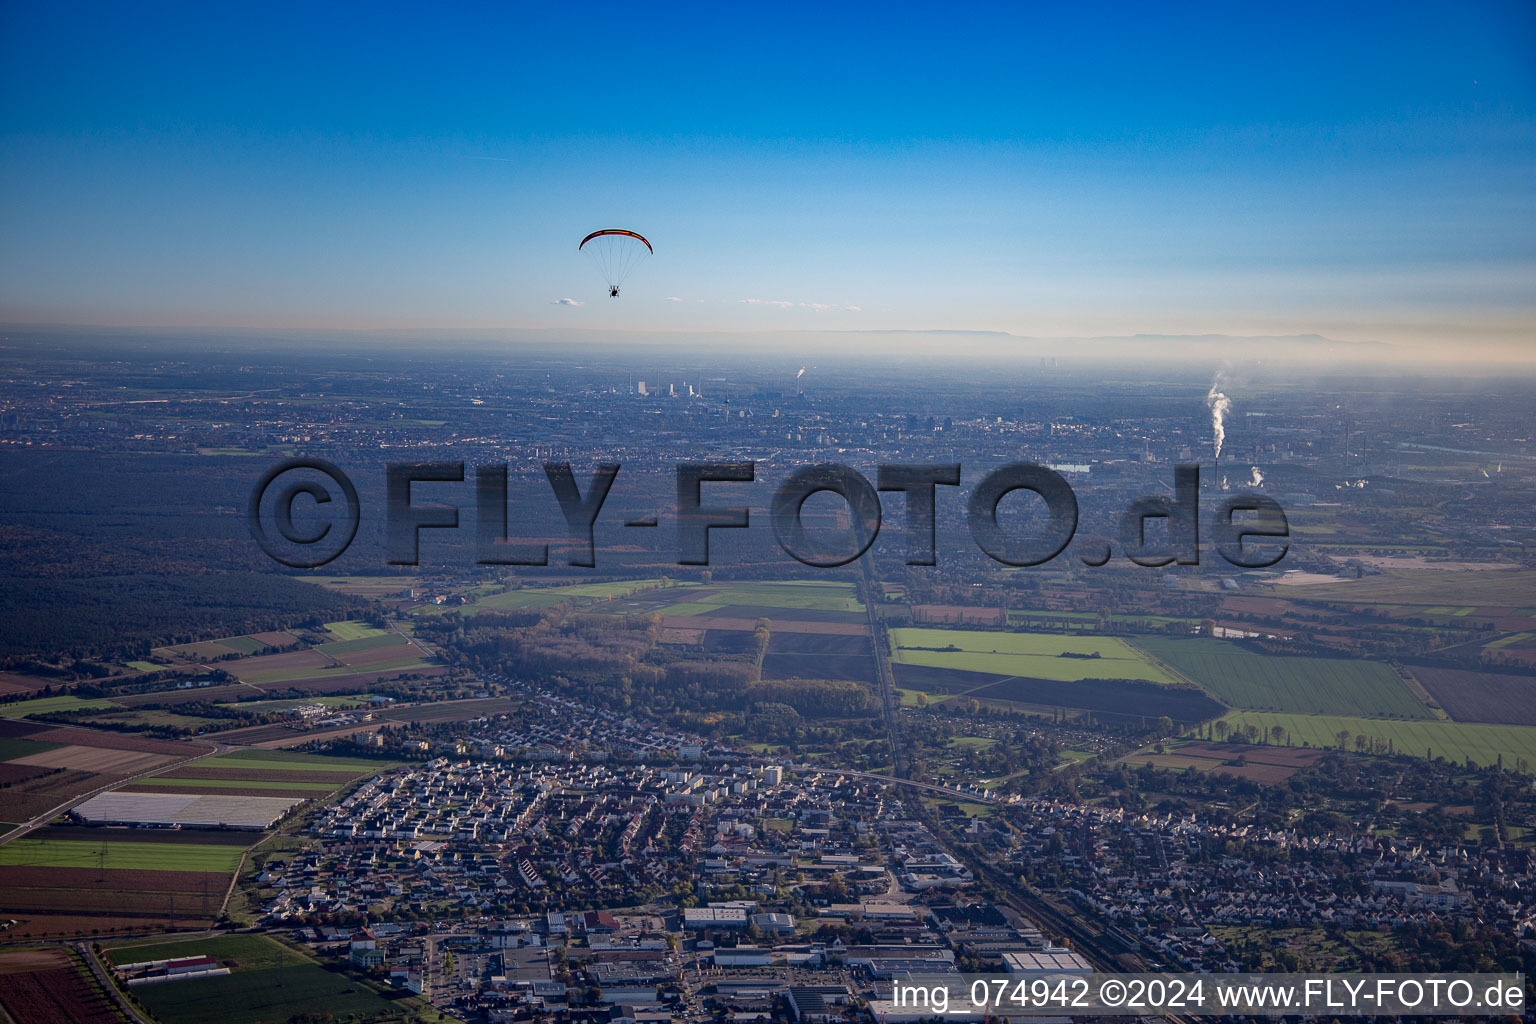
[323,619,389,641]
[129,776,340,792]
[0,838,246,872]
[0,695,122,718]
[104,934,422,1024]
[889,628,1177,684]
[239,655,425,684]
[1217,711,1536,771]
[218,636,270,655]
[126,660,163,672]
[315,633,407,656]
[0,737,62,760]
[663,580,864,614]
[545,578,669,599]
[80,708,229,732]
[105,932,306,968]
[1134,637,1431,718]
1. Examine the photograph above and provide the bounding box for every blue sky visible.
[1,1,1532,357]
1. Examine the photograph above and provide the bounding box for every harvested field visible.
[379,696,520,722]
[972,676,1222,724]
[0,949,122,1024]
[1411,666,1536,725]
[0,915,181,939]
[661,615,866,635]
[891,664,1011,694]
[228,647,334,672]
[1213,762,1300,783]
[27,825,258,845]
[161,640,240,660]
[0,673,51,696]
[113,684,263,706]
[0,948,72,974]
[249,630,300,646]
[0,764,51,786]
[213,721,377,746]
[8,746,173,775]
[0,883,222,918]
[912,604,1004,626]
[0,865,231,893]
[696,604,865,623]
[249,664,445,693]
[329,642,422,667]
[0,770,107,821]
[659,627,708,645]
[768,633,872,655]
[126,785,320,798]
[762,653,877,683]
[1177,742,1326,767]
[21,727,207,756]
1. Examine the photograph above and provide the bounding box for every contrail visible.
[1206,377,1232,460]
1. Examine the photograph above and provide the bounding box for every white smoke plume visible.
[796,366,806,379]
[1482,469,1490,479]
[1249,467,1264,487]
[1206,378,1231,460]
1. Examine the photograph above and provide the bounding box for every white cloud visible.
[551,297,584,306]
[663,296,683,302]
[741,298,861,311]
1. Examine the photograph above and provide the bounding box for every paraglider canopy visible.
[579,229,652,297]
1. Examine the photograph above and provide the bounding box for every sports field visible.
[0,838,245,873]
[1135,637,1431,718]
[889,628,1177,684]
[1217,711,1536,771]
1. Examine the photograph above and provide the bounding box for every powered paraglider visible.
[579,229,652,298]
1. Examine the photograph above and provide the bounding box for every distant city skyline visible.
[1,1,1532,361]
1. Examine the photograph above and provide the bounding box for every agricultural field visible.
[0,696,122,720]
[132,747,393,797]
[889,628,1178,684]
[1410,665,1536,725]
[0,721,209,822]
[0,947,124,1024]
[1134,637,1432,719]
[321,619,388,640]
[659,580,865,617]
[761,632,877,684]
[0,831,242,922]
[0,837,245,872]
[1283,568,1536,607]
[103,933,433,1024]
[1215,711,1536,773]
[1119,740,1327,783]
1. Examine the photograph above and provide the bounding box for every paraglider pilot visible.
[610,286,619,298]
